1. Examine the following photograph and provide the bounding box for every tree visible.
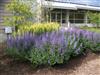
[87,12,100,28]
[4,0,36,30]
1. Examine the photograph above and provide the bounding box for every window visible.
[62,13,66,23]
[57,13,61,23]
[69,10,85,23]
[51,13,56,22]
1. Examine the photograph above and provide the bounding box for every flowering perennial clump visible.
[7,28,85,66]
[67,28,100,43]
[6,28,100,66]
[67,28,100,52]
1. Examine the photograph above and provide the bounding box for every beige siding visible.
[0,0,11,29]
[0,0,11,42]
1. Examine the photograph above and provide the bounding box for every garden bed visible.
[0,49,100,75]
[0,26,100,75]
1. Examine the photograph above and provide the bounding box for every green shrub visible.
[87,12,100,28]
[4,0,36,30]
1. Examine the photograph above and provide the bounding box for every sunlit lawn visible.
[80,27,100,33]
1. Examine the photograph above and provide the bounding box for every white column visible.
[84,11,88,26]
[66,10,70,27]
[49,12,51,22]
[55,12,57,22]
[36,0,43,23]
[61,9,62,26]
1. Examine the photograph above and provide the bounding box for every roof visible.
[42,1,100,11]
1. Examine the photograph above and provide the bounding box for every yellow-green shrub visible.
[13,22,60,35]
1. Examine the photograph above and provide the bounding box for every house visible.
[37,0,100,27]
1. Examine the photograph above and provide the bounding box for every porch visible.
[44,9,91,27]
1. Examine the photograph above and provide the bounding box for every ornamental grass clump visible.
[7,29,85,66]
[13,22,60,36]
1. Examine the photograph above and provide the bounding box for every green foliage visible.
[6,48,29,61]
[4,0,35,27]
[87,12,100,27]
[82,38,100,52]
[13,22,60,35]
[90,43,100,52]
[29,44,66,66]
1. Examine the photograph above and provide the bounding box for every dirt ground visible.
[0,44,100,75]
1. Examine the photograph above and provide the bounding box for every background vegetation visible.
[4,0,37,31]
[87,12,100,28]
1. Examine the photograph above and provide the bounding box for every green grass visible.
[80,27,100,33]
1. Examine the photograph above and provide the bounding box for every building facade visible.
[0,0,100,27]
[40,0,100,27]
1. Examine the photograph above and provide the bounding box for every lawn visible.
[80,27,100,33]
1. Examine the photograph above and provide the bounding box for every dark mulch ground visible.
[0,43,100,75]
